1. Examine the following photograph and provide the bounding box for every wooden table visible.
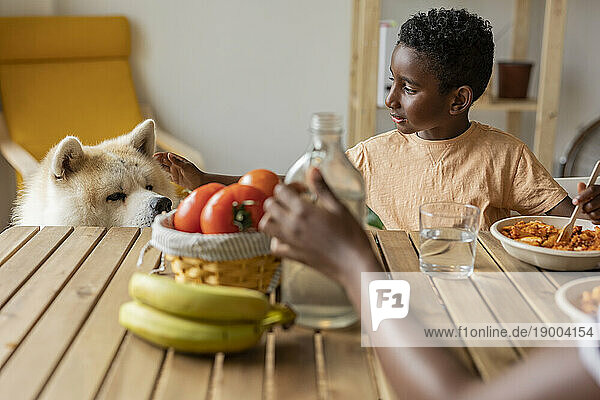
[372,230,600,382]
[0,226,384,400]
[0,226,598,399]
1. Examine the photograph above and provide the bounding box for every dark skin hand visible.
[547,182,600,224]
[259,169,378,286]
[154,152,243,189]
[153,152,284,191]
[259,167,600,400]
[574,182,600,223]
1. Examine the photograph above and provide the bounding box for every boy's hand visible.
[573,182,600,224]
[259,168,376,284]
[153,152,205,190]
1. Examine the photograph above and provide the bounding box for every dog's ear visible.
[51,136,84,179]
[127,119,156,157]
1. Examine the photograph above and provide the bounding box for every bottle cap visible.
[309,112,343,134]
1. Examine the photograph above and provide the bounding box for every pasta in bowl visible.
[490,216,600,271]
[500,220,600,251]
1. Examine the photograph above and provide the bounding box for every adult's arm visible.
[259,168,600,399]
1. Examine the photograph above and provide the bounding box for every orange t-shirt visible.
[346,121,567,231]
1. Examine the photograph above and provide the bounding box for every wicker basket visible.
[140,210,280,293]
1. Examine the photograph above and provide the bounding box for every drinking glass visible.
[419,202,480,279]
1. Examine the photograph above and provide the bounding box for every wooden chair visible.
[0,16,204,182]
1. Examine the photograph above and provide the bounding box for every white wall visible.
[0,0,54,15]
[55,0,352,175]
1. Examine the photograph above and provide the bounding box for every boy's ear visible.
[449,86,473,116]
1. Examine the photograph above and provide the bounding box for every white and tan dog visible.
[12,119,177,227]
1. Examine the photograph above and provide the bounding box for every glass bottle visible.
[281,112,365,329]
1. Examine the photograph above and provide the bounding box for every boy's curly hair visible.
[398,8,494,101]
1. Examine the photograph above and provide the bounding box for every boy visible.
[155,8,600,230]
[345,8,596,230]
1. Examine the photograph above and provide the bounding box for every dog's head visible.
[17,119,177,227]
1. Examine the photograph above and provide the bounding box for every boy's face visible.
[385,45,454,135]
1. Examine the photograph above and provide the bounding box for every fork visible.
[557,160,600,243]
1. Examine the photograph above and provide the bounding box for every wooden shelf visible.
[473,97,537,111]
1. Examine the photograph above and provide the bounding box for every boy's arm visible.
[154,152,283,189]
[202,173,242,186]
[154,152,240,189]
[545,196,574,217]
[203,172,286,186]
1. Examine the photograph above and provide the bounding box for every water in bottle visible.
[281,112,365,329]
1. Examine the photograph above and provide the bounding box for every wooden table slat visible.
[407,232,520,381]
[263,331,276,400]
[364,345,396,400]
[479,232,569,323]
[39,229,163,400]
[151,349,214,400]
[321,326,378,400]
[0,226,38,267]
[0,227,105,367]
[272,325,319,399]
[375,230,477,376]
[0,226,73,308]
[313,332,329,399]
[469,241,543,357]
[95,333,166,400]
[367,231,385,268]
[0,227,138,400]
[216,341,267,400]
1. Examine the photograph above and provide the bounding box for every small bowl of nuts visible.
[555,277,600,323]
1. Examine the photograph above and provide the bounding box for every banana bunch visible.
[119,273,295,353]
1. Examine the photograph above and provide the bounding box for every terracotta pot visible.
[497,61,533,98]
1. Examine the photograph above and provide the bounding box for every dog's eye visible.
[146,185,153,191]
[106,192,126,202]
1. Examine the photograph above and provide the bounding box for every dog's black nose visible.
[150,197,172,213]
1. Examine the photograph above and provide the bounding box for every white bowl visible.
[555,276,600,323]
[490,216,600,271]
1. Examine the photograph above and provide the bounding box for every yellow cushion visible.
[0,16,130,62]
[0,16,142,162]
[0,60,142,160]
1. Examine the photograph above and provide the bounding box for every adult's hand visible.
[259,168,377,285]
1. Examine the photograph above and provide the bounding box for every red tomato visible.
[201,184,267,234]
[173,183,225,233]
[238,169,280,197]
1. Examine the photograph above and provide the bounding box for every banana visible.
[129,272,270,321]
[119,301,295,353]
